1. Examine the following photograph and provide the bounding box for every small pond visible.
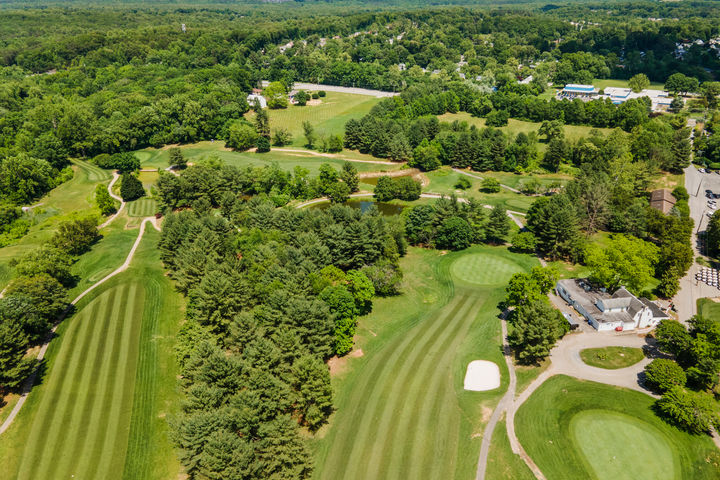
[310,199,406,216]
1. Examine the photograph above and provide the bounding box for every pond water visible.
[310,199,405,216]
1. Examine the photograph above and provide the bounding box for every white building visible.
[603,87,673,111]
[556,279,669,332]
[246,94,267,109]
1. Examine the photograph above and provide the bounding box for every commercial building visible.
[556,279,669,332]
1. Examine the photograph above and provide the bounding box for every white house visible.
[556,279,669,332]
[246,94,267,109]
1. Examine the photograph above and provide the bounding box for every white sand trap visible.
[463,360,501,391]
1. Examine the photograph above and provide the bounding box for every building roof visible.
[650,189,676,214]
[557,279,666,326]
[563,84,596,93]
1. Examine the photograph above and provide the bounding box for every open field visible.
[313,246,539,480]
[135,141,403,174]
[580,347,645,369]
[0,229,184,480]
[592,78,666,91]
[246,91,381,146]
[437,112,616,152]
[515,375,720,480]
[0,160,110,290]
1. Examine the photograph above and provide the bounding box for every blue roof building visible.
[560,84,598,97]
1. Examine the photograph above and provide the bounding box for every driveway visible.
[260,81,398,98]
[675,166,720,321]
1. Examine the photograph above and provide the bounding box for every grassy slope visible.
[0,229,183,480]
[247,91,381,147]
[515,375,720,480]
[698,298,720,320]
[313,246,539,480]
[0,160,110,289]
[579,346,645,369]
[424,167,564,213]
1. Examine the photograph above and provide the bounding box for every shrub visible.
[455,176,471,189]
[94,184,117,216]
[656,386,720,434]
[318,90,326,97]
[50,216,99,255]
[312,92,319,99]
[94,152,140,173]
[485,109,509,127]
[256,136,271,153]
[645,359,687,393]
[481,177,501,193]
[510,231,537,253]
[272,128,293,147]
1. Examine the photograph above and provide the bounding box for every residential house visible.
[650,189,676,214]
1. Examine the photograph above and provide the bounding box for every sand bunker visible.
[463,360,501,391]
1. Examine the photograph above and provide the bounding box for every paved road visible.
[260,81,399,98]
[0,217,160,436]
[452,168,521,193]
[675,166,720,321]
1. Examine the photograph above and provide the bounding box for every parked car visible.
[700,168,707,173]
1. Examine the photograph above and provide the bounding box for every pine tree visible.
[340,161,359,192]
[486,206,511,243]
[120,173,145,201]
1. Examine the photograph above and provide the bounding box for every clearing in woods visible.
[312,246,538,480]
[0,228,184,480]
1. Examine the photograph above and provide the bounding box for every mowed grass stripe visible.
[362,294,476,479]
[74,159,111,182]
[320,294,464,478]
[389,295,483,479]
[122,278,161,479]
[54,288,123,476]
[14,309,91,480]
[16,298,103,480]
[89,282,143,479]
[46,289,117,477]
[416,296,489,480]
[334,296,467,478]
[127,198,158,217]
[335,295,474,478]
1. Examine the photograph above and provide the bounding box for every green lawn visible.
[515,375,720,480]
[485,420,535,480]
[580,347,645,369]
[312,245,539,480]
[698,298,720,320]
[592,78,666,91]
[437,112,616,152]
[135,141,402,175]
[246,91,381,147]
[127,198,159,218]
[0,159,110,290]
[0,229,184,480]
[423,168,537,213]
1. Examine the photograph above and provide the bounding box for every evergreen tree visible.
[508,300,569,363]
[120,172,145,201]
[486,206,511,243]
[340,162,359,193]
[94,183,116,216]
[169,147,187,169]
[302,121,316,149]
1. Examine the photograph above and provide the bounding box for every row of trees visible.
[0,216,100,391]
[404,195,511,250]
[160,195,406,478]
[648,317,720,434]
[156,156,360,210]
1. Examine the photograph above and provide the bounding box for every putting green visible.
[450,253,525,286]
[571,410,677,480]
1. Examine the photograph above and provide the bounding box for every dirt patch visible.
[328,349,364,376]
[160,143,180,150]
[307,99,323,106]
[481,405,493,422]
